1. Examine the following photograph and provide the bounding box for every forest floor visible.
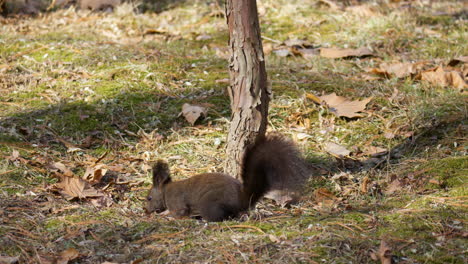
[0,0,467,263]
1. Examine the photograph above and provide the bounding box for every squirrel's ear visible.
[152,160,171,187]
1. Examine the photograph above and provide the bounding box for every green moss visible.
[422,156,467,189]
[44,218,65,232]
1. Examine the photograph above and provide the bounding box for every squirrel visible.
[145,134,309,222]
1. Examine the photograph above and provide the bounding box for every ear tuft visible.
[152,160,171,186]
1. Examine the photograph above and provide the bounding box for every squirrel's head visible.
[145,160,171,214]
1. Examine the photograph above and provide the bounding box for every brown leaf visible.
[314,188,338,207]
[324,142,351,157]
[320,93,372,118]
[83,164,108,183]
[180,103,207,125]
[320,47,373,59]
[372,62,416,78]
[56,176,103,200]
[363,146,388,157]
[52,162,75,177]
[57,248,79,264]
[361,176,370,193]
[384,178,404,195]
[420,66,467,90]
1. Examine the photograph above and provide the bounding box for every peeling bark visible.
[225,0,270,179]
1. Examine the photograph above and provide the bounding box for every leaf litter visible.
[180,103,208,126]
[1,0,467,263]
[318,93,372,118]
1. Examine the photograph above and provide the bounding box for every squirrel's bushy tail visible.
[241,134,309,207]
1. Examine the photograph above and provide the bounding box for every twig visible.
[94,151,109,164]
[327,222,357,233]
[8,45,48,61]
[216,224,265,234]
[0,169,16,176]
[261,35,282,44]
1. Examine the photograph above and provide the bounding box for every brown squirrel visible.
[145,134,309,222]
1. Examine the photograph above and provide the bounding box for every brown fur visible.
[145,134,309,221]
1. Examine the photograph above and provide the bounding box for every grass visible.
[0,0,467,263]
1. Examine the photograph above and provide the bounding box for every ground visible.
[0,0,467,263]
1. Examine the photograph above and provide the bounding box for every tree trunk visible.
[225,0,270,179]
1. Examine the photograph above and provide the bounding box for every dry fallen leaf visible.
[180,103,207,125]
[369,62,416,78]
[363,146,388,157]
[361,176,370,193]
[320,93,372,118]
[314,188,339,207]
[83,164,108,183]
[420,66,467,90]
[52,162,75,177]
[324,142,351,157]
[57,248,79,264]
[55,175,104,200]
[384,178,405,195]
[320,47,373,59]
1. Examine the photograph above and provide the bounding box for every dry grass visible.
[0,0,467,263]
